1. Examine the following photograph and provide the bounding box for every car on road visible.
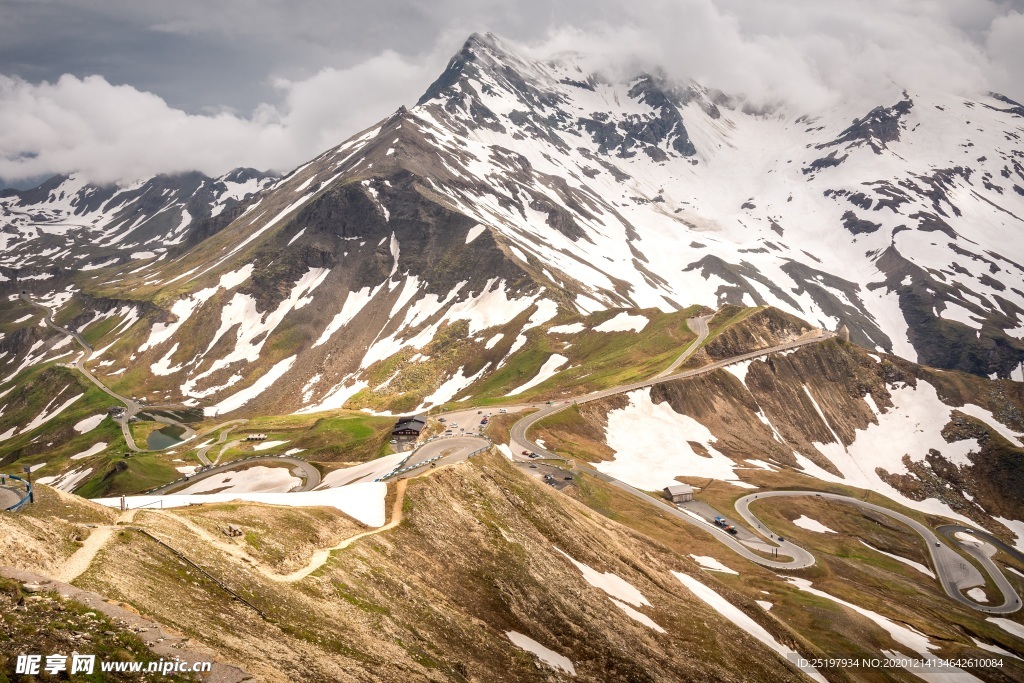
[390,439,398,443]
[529,464,538,469]
[499,409,507,414]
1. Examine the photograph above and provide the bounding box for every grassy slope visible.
[0,365,125,476]
[567,467,1024,679]
[63,452,810,682]
[345,306,706,414]
[466,306,703,405]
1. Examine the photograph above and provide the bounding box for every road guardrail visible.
[2,474,33,512]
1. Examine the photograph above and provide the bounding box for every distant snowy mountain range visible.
[2,32,1023,417]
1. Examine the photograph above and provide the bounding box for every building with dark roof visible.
[392,416,426,436]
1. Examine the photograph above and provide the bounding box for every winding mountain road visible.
[194,420,249,466]
[146,456,321,495]
[20,294,195,451]
[512,319,831,458]
[509,319,1021,614]
[736,491,1022,614]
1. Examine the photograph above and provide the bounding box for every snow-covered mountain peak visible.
[2,33,1022,422]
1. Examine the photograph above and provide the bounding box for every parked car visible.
[390,439,398,444]
[522,450,530,456]
[529,464,538,469]
[564,476,573,481]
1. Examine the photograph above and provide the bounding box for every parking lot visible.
[515,459,576,491]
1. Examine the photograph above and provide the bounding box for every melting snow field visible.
[548,322,585,334]
[859,541,936,578]
[609,598,666,633]
[506,354,568,396]
[252,440,289,451]
[204,355,296,415]
[987,618,1024,640]
[315,453,407,488]
[94,482,387,527]
[992,516,1024,553]
[69,442,107,460]
[786,577,983,682]
[505,632,575,675]
[23,392,83,434]
[793,382,992,525]
[36,466,93,492]
[689,555,739,575]
[554,547,665,633]
[176,466,301,494]
[673,572,827,682]
[594,312,648,333]
[791,515,836,534]
[555,547,649,606]
[600,390,750,490]
[72,414,106,433]
[419,365,486,408]
[971,637,1022,660]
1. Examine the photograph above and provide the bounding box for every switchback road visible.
[21,294,195,451]
[737,491,1022,614]
[508,320,1020,614]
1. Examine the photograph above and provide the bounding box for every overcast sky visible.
[2,0,1023,187]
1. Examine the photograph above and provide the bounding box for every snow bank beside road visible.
[95,482,388,527]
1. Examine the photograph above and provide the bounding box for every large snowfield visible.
[95,482,388,527]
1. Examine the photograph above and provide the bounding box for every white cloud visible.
[1,1,1023,185]
[0,51,439,184]
[524,0,1019,111]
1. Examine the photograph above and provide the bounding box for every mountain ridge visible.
[2,32,1023,424]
